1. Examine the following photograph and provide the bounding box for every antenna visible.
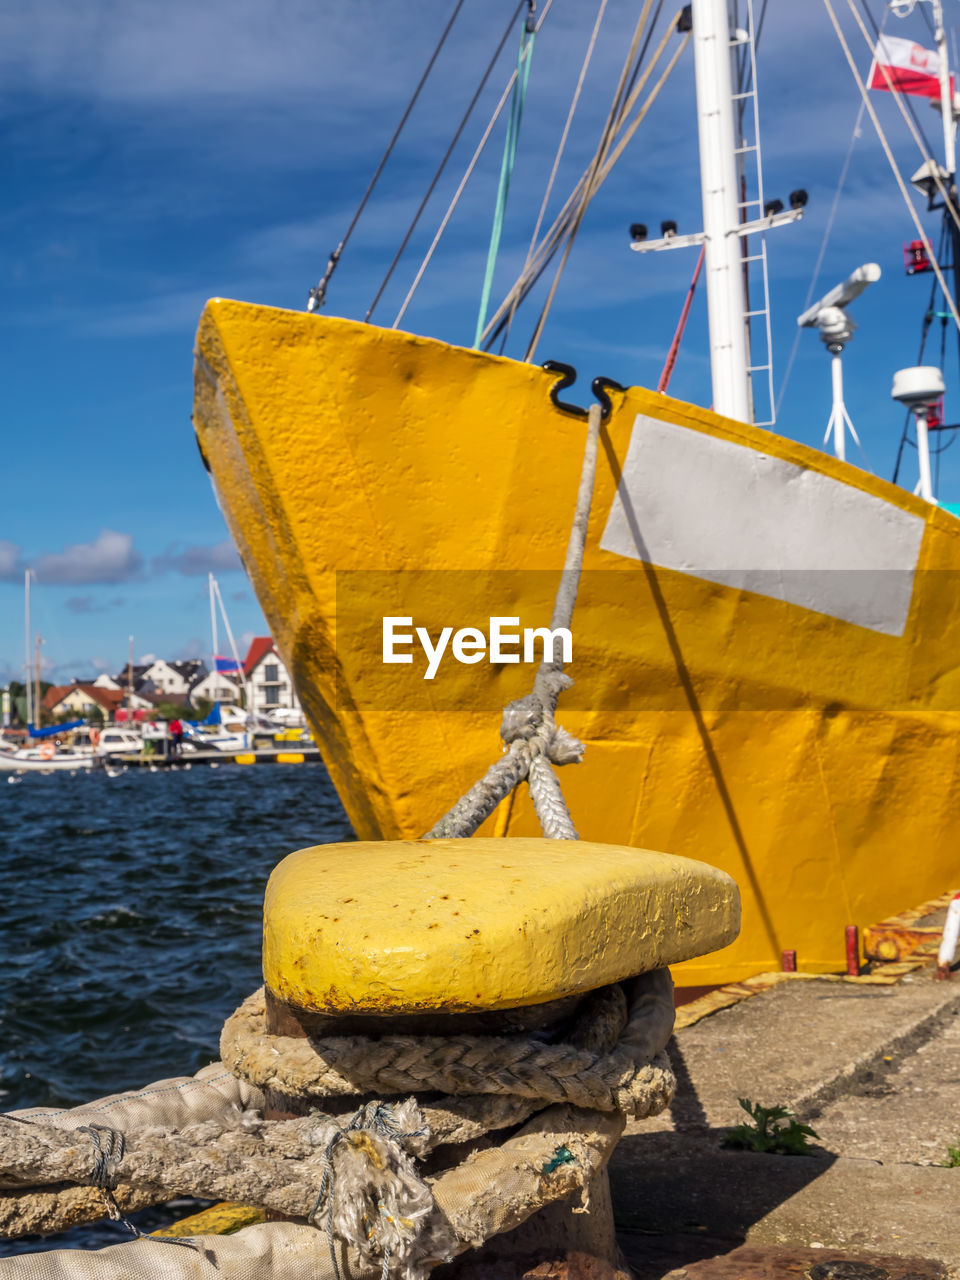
[891,365,946,502]
[798,263,882,462]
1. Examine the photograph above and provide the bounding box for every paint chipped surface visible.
[262,838,739,1014]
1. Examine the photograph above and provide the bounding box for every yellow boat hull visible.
[194,299,960,984]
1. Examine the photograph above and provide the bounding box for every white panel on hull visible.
[600,414,926,636]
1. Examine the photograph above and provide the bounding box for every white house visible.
[92,673,123,690]
[188,670,241,706]
[138,658,192,699]
[243,637,301,716]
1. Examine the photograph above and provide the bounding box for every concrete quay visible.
[610,964,960,1279]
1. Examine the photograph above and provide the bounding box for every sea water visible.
[0,763,352,1253]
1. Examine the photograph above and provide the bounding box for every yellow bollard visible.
[257,838,740,1278]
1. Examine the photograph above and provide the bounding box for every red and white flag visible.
[869,34,952,100]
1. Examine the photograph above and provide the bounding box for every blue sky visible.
[2,0,958,684]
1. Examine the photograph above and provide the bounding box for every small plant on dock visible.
[723,1098,819,1156]
[942,1140,960,1167]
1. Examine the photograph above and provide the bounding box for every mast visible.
[209,571,219,695]
[34,634,42,733]
[128,634,134,722]
[211,574,250,712]
[24,569,33,730]
[692,0,751,422]
[933,0,956,179]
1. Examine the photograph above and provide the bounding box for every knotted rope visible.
[427,400,603,841]
[79,1123,200,1250]
[308,1100,455,1280]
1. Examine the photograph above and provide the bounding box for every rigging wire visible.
[624,0,667,98]
[391,0,555,331]
[755,0,770,48]
[893,217,948,482]
[305,0,467,312]
[480,3,668,349]
[524,12,688,360]
[918,0,937,41]
[859,0,937,167]
[474,4,538,348]
[774,97,869,419]
[480,6,684,354]
[822,0,960,336]
[846,0,960,241]
[851,0,960,411]
[497,0,611,350]
[366,0,527,324]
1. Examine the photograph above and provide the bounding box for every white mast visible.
[127,635,134,721]
[630,0,802,420]
[24,569,33,730]
[210,573,250,712]
[209,571,219,693]
[891,0,955,501]
[933,0,956,177]
[692,0,751,422]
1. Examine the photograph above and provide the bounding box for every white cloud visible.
[31,530,143,585]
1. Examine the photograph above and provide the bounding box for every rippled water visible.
[0,763,352,1254]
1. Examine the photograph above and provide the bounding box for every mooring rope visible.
[220,974,675,1117]
[426,397,604,841]
[0,972,676,1261]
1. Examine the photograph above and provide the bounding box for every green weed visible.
[941,1141,960,1167]
[723,1097,819,1156]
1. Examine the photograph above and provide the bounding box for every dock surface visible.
[612,963,960,1278]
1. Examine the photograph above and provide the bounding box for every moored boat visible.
[194,301,960,984]
[191,1,960,985]
[0,746,95,773]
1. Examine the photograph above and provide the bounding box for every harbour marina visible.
[4,1,960,1277]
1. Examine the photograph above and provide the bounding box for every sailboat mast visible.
[24,569,33,730]
[692,0,751,422]
[127,634,134,721]
[209,571,219,688]
[212,575,250,711]
[34,634,42,731]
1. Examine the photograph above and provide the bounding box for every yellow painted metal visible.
[151,1202,267,1237]
[194,300,960,985]
[276,751,305,763]
[234,753,256,765]
[263,838,739,1014]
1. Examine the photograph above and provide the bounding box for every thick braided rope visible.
[527,752,577,840]
[220,972,674,1120]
